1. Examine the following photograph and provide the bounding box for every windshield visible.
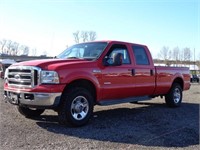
[57,42,108,60]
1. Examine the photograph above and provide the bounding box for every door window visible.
[132,46,149,65]
[106,44,131,65]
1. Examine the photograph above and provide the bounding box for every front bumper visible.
[4,90,61,107]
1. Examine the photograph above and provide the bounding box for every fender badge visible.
[93,69,101,73]
[104,82,111,85]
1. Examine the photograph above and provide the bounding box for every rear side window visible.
[132,46,149,65]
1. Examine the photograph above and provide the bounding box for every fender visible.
[170,73,184,88]
[172,71,190,91]
[60,69,103,100]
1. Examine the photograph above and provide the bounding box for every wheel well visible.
[62,79,97,103]
[172,77,183,89]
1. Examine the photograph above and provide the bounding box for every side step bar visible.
[98,96,152,106]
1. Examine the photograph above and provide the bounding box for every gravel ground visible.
[0,80,199,150]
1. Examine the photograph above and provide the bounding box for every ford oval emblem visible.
[14,74,20,80]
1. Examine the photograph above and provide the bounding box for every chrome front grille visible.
[7,66,41,88]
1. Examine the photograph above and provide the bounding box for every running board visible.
[98,96,152,106]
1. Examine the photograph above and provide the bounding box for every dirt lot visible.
[0,80,199,150]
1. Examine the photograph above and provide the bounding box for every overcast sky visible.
[0,0,199,59]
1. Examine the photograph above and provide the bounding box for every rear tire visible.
[58,87,94,127]
[165,83,182,107]
[17,106,45,118]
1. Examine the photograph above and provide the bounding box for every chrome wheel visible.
[173,87,181,103]
[58,87,94,127]
[71,96,89,120]
[165,83,182,107]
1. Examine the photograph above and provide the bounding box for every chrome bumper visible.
[4,90,61,107]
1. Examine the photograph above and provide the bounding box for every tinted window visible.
[132,46,149,65]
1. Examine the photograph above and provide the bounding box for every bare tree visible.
[73,31,80,43]
[171,47,180,66]
[183,47,191,61]
[158,46,171,60]
[0,39,39,56]
[23,46,29,55]
[88,31,97,41]
[72,30,97,43]
[32,48,37,56]
[11,42,19,55]
[179,49,184,62]
[172,47,180,61]
[19,45,29,55]
[0,39,7,54]
[6,40,12,54]
[158,46,172,66]
[81,31,88,42]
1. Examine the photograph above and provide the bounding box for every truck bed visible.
[154,66,190,95]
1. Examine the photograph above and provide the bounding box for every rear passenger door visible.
[131,45,156,96]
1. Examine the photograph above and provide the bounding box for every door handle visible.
[131,69,135,76]
[150,69,154,76]
[128,69,135,76]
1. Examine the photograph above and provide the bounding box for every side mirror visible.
[103,57,110,66]
[103,53,123,66]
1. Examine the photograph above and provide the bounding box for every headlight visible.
[41,71,59,84]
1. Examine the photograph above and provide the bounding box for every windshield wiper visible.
[66,57,80,59]
[66,57,96,60]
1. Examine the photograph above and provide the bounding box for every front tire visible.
[165,83,182,107]
[58,87,94,127]
[17,106,45,118]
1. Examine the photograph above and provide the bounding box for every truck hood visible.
[12,59,90,70]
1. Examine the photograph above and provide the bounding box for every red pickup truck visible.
[4,41,190,127]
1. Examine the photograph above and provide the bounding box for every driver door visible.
[101,44,134,100]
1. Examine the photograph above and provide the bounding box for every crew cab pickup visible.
[4,41,190,127]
